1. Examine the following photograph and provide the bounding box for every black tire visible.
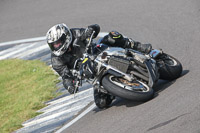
[159,54,182,80]
[102,74,154,101]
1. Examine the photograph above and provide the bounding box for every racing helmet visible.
[46,23,72,56]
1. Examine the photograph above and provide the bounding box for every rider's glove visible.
[88,24,100,38]
[85,24,100,39]
[85,27,94,38]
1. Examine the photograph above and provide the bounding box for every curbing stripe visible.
[0,32,108,47]
[0,37,46,46]
[46,88,93,105]
[22,105,86,127]
[38,94,93,114]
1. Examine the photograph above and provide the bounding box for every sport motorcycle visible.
[71,32,182,108]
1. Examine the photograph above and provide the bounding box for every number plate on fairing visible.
[150,49,162,58]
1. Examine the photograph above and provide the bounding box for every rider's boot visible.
[93,87,115,109]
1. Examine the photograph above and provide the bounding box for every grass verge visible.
[0,59,60,133]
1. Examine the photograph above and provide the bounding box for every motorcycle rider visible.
[46,23,152,108]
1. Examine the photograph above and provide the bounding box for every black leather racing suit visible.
[51,25,152,93]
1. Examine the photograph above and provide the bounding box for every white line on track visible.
[55,103,96,133]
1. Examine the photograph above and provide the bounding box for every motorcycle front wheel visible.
[102,74,154,101]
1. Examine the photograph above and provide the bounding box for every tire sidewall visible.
[102,74,154,101]
[159,54,183,80]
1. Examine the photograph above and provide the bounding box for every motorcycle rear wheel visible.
[158,53,182,80]
[102,74,154,101]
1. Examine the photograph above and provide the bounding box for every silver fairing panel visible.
[95,47,159,87]
[145,59,159,87]
[101,47,126,56]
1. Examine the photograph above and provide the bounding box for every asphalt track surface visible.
[1,0,200,133]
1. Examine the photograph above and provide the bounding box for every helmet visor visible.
[52,41,62,50]
[48,34,66,51]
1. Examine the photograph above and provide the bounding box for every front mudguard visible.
[98,69,124,85]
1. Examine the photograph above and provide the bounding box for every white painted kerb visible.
[0,32,108,46]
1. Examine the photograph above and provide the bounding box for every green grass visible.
[0,59,60,133]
